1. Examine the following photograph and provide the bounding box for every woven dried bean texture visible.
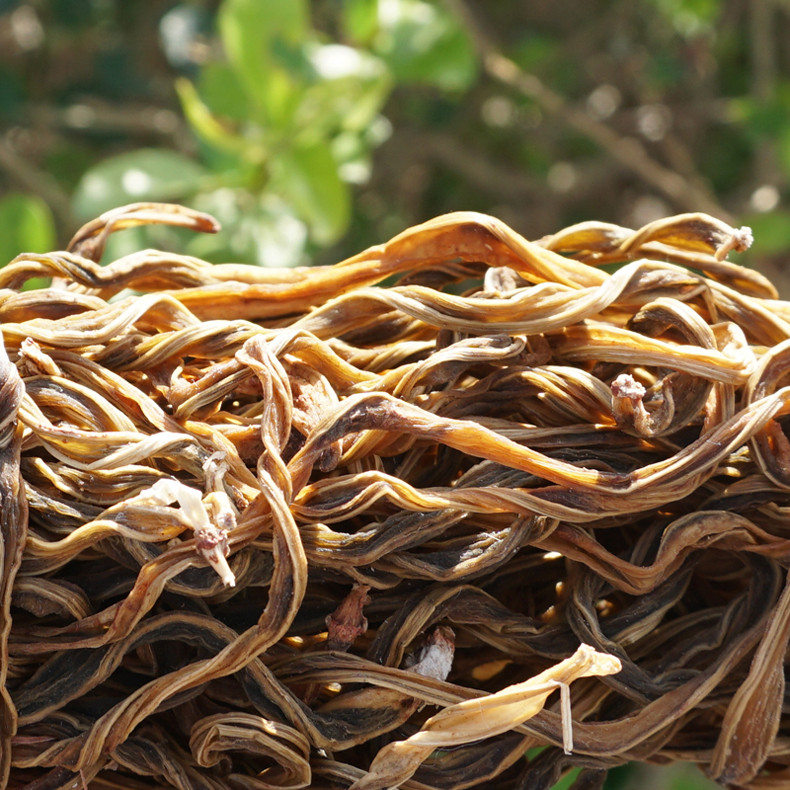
[1,203,789,790]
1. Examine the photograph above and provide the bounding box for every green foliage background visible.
[0,0,783,787]
[4,0,790,289]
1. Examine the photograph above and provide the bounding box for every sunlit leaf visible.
[218,0,307,82]
[742,211,790,257]
[647,0,719,36]
[0,193,56,263]
[0,194,56,289]
[270,139,351,245]
[159,4,208,69]
[605,762,721,790]
[246,198,310,267]
[189,190,308,266]
[375,0,477,91]
[294,43,392,138]
[550,767,582,790]
[343,0,379,43]
[73,148,208,219]
[733,84,790,141]
[192,62,251,126]
[176,77,249,155]
[218,0,307,126]
[778,126,790,178]
[332,132,373,184]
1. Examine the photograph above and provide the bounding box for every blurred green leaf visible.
[218,0,308,126]
[647,0,719,36]
[100,226,158,266]
[512,33,559,73]
[73,148,209,219]
[190,191,308,267]
[270,139,351,245]
[332,131,373,184]
[665,763,719,790]
[193,62,252,126]
[342,0,379,43]
[295,43,392,138]
[736,89,790,140]
[0,194,56,270]
[775,117,790,178]
[551,767,582,790]
[742,210,790,256]
[176,77,251,156]
[375,0,477,91]
[604,762,720,790]
[241,201,309,266]
[171,4,392,259]
[332,117,392,184]
[0,194,57,290]
[218,0,307,81]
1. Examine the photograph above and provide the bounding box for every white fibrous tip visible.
[203,450,229,478]
[409,626,455,681]
[734,226,754,251]
[204,450,227,467]
[715,225,754,260]
[139,477,236,587]
[195,527,235,587]
[140,478,179,505]
[611,373,645,401]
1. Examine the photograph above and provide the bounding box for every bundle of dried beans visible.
[1,203,789,790]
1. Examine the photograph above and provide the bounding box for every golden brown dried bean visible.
[5,204,790,789]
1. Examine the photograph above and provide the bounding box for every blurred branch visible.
[445,0,734,223]
[29,101,188,145]
[400,129,615,205]
[411,130,539,198]
[0,134,75,237]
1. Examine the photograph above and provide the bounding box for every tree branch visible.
[444,0,734,223]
